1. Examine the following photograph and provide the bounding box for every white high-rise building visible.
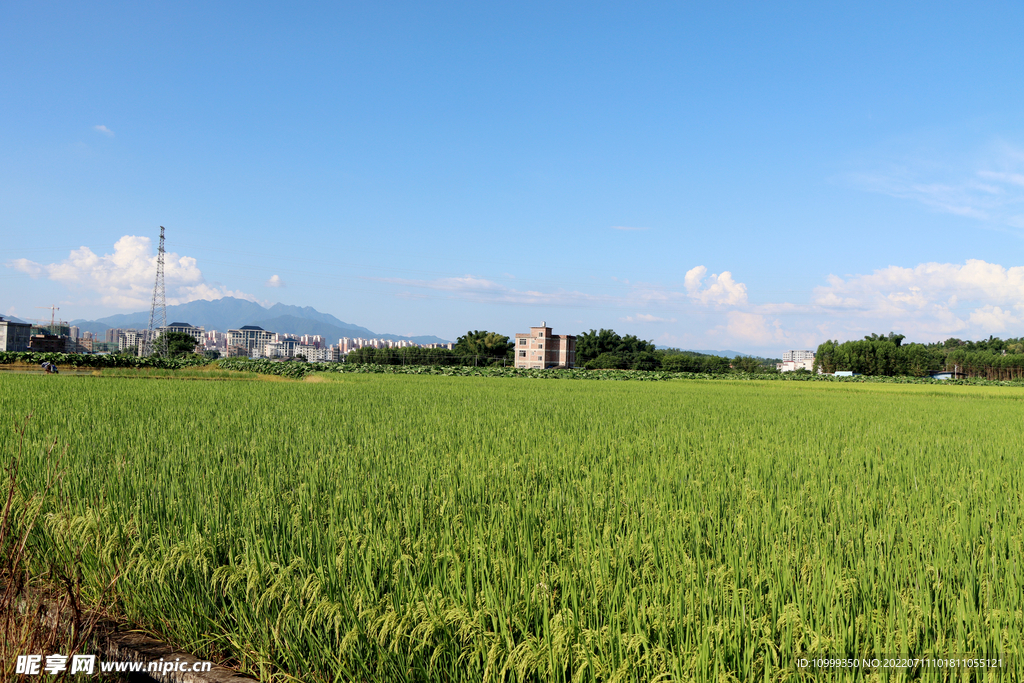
[778,350,816,372]
[227,326,275,357]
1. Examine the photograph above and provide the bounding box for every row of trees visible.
[343,328,780,373]
[814,333,1024,378]
[576,329,659,369]
[345,331,516,367]
[814,338,941,377]
[576,329,778,372]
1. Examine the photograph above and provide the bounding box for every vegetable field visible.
[2,374,1022,681]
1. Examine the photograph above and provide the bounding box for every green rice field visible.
[2,373,1022,681]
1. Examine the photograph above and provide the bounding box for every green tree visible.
[631,351,662,371]
[699,356,732,374]
[864,332,905,347]
[586,352,627,369]
[576,329,656,366]
[454,331,513,364]
[153,332,199,358]
[904,344,940,376]
[816,335,946,376]
[661,353,703,373]
[731,356,766,373]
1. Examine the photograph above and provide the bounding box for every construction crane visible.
[29,307,68,335]
[35,306,60,328]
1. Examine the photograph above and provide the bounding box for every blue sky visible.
[3,2,1024,354]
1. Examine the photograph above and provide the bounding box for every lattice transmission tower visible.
[144,226,168,357]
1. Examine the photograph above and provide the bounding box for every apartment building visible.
[160,322,205,345]
[119,330,141,352]
[0,316,31,352]
[778,350,816,372]
[299,345,334,362]
[226,326,275,357]
[514,322,576,369]
[263,341,287,358]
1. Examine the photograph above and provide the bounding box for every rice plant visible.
[1,374,1021,681]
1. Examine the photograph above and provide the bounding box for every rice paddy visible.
[1,373,1022,681]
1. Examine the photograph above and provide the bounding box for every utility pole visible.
[144,226,168,358]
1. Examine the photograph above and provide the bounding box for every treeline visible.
[815,333,1024,379]
[576,329,778,372]
[346,330,515,366]
[345,328,781,374]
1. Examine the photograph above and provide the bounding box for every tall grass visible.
[1,375,1022,681]
[1,416,104,681]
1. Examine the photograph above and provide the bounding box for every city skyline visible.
[3,4,1024,356]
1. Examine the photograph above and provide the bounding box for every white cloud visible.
[853,142,1024,229]
[683,266,748,305]
[812,260,1024,309]
[377,274,608,307]
[621,313,677,323]
[811,259,1024,338]
[611,226,649,231]
[968,305,1015,332]
[379,266,752,313]
[978,170,1024,189]
[7,235,254,309]
[8,258,43,278]
[720,312,784,345]
[93,125,114,137]
[266,274,284,287]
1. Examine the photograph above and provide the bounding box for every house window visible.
[537,344,543,349]
[519,339,526,345]
[519,350,526,357]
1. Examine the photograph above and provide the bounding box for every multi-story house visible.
[0,316,31,352]
[514,322,576,369]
